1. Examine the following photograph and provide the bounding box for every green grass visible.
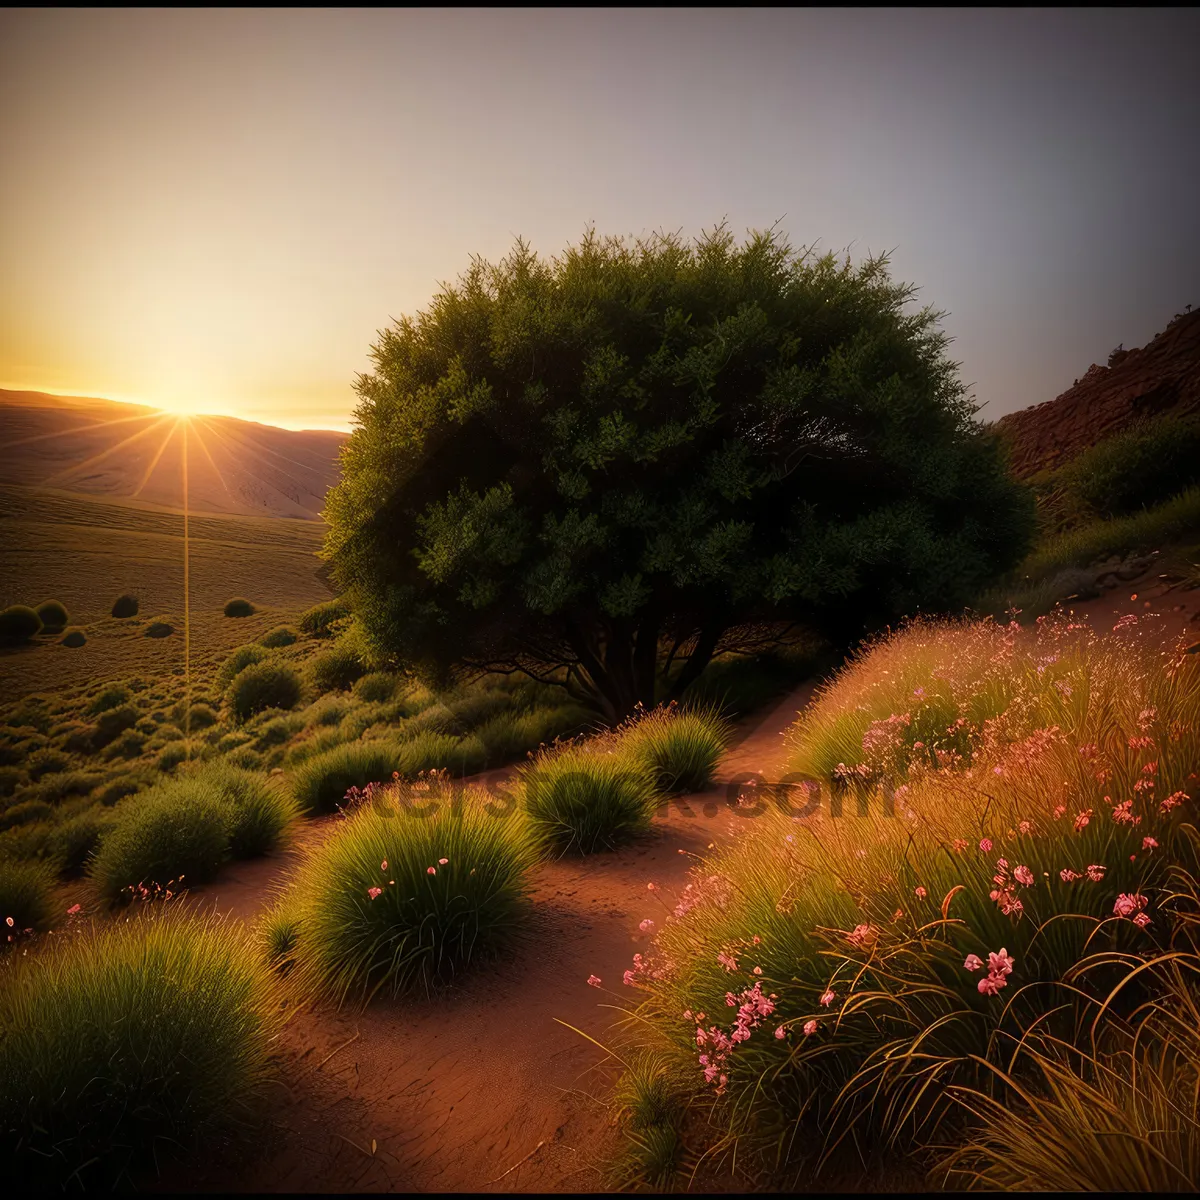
[193,762,298,859]
[217,643,270,690]
[226,660,302,723]
[286,783,534,1002]
[291,740,405,814]
[520,740,658,855]
[617,704,732,795]
[0,859,56,935]
[0,907,280,1188]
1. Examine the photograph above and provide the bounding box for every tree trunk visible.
[667,624,723,700]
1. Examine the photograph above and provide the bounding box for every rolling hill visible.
[0,389,347,520]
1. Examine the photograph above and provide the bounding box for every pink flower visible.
[623,970,637,986]
[4,916,13,927]
[367,886,382,900]
[988,948,1015,977]
[67,903,81,915]
[1018,820,1032,835]
[819,989,835,1007]
[380,859,388,871]
[1013,865,1034,887]
[963,953,984,971]
[1161,791,1189,813]
[753,966,763,975]
[979,838,993,852]
[1086,864,1106,882]
[1113,893,1148,919]
[1060,868,1082,882]
[1053,805,1067,820]
[1142,837,1159,851]
[803,1019,818,1036]
[439,857,449,865]
[587,974,602,987]
[951,838,969,853]
[1074,809,1093,832]
[717,950,739,972]
[1133,912,1152,929]
[977,974,1005,996]
[914,886,927,899]
[775,1025,787,1039]
[846,923,877,948]
[639,919,655,932]
[427,866,436,875]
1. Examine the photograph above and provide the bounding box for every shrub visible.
[684,649,816,717]
[26,747,70,781]
[520,741,657,855]
[299,597,350,638]
[394,731,488,779]
[34,600,68,631]
[145,620,173,638]
[0,860,55,935]
[0,799,55,832]
[353,671,397,703]
[475,703,592,765]
[184,700,219,730]
[0,908,279,1188]
[618,705,732,795]
[253,715,297,748]
[224,597,256,618]
[287,782,534,1001]
[87,684,131,716]
[303,694,349,728]
[307,638,367,693]
[224,746,263,771]
[291,741,405,815]
[0,766,23,796]
[89,779,233,902]
[33,769,102,804]
[226,661,302,723]
[194,763,297,859]
[0,605,42,641]
[216,644,269,690]
[157,742,190,772]
[93,774,147,807]
[260,901,301,971]
[91,703,140,751]
[60,629,86,647]
[259,624,297,648]
[110,593,139,618]
[50,808,118,877]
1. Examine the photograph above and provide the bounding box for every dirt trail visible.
[169,684,814,1193]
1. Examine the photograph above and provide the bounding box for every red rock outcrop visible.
[992,307,1200,478]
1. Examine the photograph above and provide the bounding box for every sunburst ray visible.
[40,413,173,485]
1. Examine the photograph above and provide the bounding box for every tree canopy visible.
[323,226,1034,719]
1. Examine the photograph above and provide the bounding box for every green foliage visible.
[34,599,68,631]
[90,779,233,902]
[184,700,219,730]
[0,908,279,1188]
[156,742,190,772]
[0,860,55,934]
[110,593,139,618]
[394,731,488,778]
[50,808,118,877]
[87,684,131,716]
[0,605,42,641]
[93,773,147,807]
[324,226,1034,720]
[60,628,86,647]
[520,740,657,855]
[91,703,140,748]
[223,597,256,617]
[226,660,302,723]
[290,741,404,814]
[303,694,350,728]
[32,769,102,803]
[618,704,732,794]
[144,620,174,638]
[307,636,368,693]
[26,746,70,781]
[259,624,298,648]
[684,647,817,717]
[1057,417,1200,519]
[475,703,591,765]
[353,671,397,703]
[259,901,301,971]
[196,763,298,859]
[286,783,534,1001]
[102,729,146,760]
[0,766,23,797]
[0,800,55,832]
[298,597,350,638]
[217,643,270,690]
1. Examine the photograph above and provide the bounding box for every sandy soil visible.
[154,563,1200,1193]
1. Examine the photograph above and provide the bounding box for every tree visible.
[324,226,1034,721]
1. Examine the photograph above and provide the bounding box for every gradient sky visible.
[2,8,1197,432]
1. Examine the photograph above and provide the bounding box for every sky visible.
[1,8,1197,433]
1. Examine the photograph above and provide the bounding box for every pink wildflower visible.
[952,838,969,853]
[623,970,636,986]
[803,1019,818,1036]
[717,950,739,972]
[1113,893,1148,920]
[1086,864,1106,882]
[67,903,81,915]
[1161,791,1189,813]
[439,857,449,865]
[977,974,1005,996]
[1013,865,1034,887]
[819,989,835,1007]
[988,948,1015,977]
[1060,868,1083,882]
[979,838,993,852]
[587,975,602,987]
[775,1025,787,1039]
[914,886,927,899]
[846,923,877,948]
[753,966,763,975]
[1053,805,1066,820]
[1142,837,1159,851]
[639,919,655,932]
[963,953,984,971]
[1018,821,1032,835]
[427,866,436,875]
[380,859,388,871]
[1074,809,1093,832]
[1133,912,1152,929]
[367,886,382,900]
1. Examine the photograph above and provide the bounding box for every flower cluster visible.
[1112,892,1151,928]
[964,947,1015,996]
[696,980,777,1093]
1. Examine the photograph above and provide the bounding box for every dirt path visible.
[166,684,815,1194]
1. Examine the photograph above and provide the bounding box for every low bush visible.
[93,773,147,807]
[145,620,174,639]
[0,766,23,796]
[286,781,534,1001]
[303,694,350,728]
[0,908,279,1188]
[291,741,405,815]
[475,703,592,765]
[683,648,816,717]
[618,704,731,795]
[197,763,297,858]
[520,741,657,855]
[60,628,86,648]
[307,638,367,693]
[299,597,350,638]
[217,644,270,690]
[33,769,103,804]
[260,901,301,971]
[102,729,146,761]
[50,808,118,877]
[34,600,68,631]
[253,715,297,748]
[227,661,302,723]
[0,860,55,935]
[26,747,71,781]
[0,800,55,832]
[259,624,297,648]
[157,742,191,772]
[92,703,140,749]
[110,593,139,618]
[353,671,397,703]
[223,597,256,618]
[90,779,233,902]
[0,605,42,642]
[184,700,219,730]
[87,684,131,716]
[396,731,488,778]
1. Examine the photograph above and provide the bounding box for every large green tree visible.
[324,227,1033,720]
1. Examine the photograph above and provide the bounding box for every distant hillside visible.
[993,307,1200,479]
[0,390,347,519]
